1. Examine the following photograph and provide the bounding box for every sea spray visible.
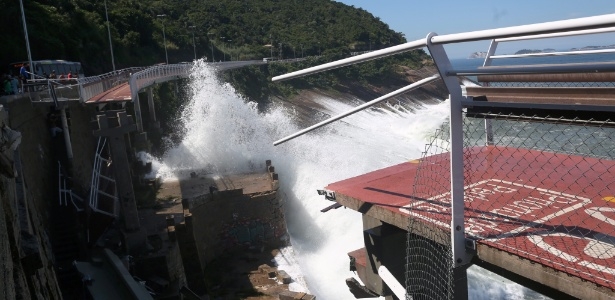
[149,60,549,299]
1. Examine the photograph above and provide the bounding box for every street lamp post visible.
[189,26,197,60]
[157,14,168,64]
[227,39,232,61]
[221,36,226,61]
[18,0,33,71]
[207,32,214,62]
[104,0,116,71]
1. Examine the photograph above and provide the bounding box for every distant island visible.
[468,51,488,59]
[468,44,615,58]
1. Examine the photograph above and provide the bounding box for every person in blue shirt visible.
[19,63,29,92]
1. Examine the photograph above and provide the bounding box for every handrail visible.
[430,13,615,44]
[129,63,193,101]
[273,74,440,145]
[484,26,615,64]
[448,62,615,76]
[77,67,145,85]
[88,136,117,217]
[271,14,615,143]
[495,26,615,42]
[272,39,427,82]
[489,48,615,60]
[88,137,104,209]
[77,67,146,103]
[273,13,615,82]
[58,160,84,211]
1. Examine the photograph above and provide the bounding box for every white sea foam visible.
[150,60,550,299]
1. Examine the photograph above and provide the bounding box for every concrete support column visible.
[133,93,143,132]
[175,220,206,296]
[60,107,73,162]
[361,215,407,299]
[93,110,144,254]
[147,87,157,123]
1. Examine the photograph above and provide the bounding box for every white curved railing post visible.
[482,40,498,146]
[426,32,471,269]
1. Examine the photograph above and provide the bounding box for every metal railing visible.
[19,61,269,104]
[58,161,84,212]
[88,137,118,218]
[483,26,615,66]
[78,67,145,103]
[24,78,80,102]
[272,12,615,300]
[129,63,193,101]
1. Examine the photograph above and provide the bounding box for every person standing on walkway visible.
[19,63,29,92]
[4,75,13,95]
[11,76,18,94]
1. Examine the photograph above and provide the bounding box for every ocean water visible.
[145,56,602,299]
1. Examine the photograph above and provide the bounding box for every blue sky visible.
[336,0,615,58]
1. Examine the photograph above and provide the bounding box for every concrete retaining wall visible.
[189,189,285,269]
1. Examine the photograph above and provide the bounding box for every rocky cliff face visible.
[0,95,99,299]
[0,102,63,300]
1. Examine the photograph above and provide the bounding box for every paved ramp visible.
[86,82,132,103]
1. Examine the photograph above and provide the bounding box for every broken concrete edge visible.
[103,248,154,300]
[257,263,293,284]
[278,290,316,300]
[277,269,292,284]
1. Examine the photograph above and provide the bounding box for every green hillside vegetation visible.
[2,0,428,78]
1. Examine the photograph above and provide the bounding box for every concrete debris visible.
[277,269,292,284]
[0,124,21,153]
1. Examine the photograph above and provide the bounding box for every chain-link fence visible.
[463,112,615,290]
[405,107,615,298]
[405,124,455,300]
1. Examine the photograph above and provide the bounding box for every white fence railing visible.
[78,67,146,103]
[129,63,193,101]
[22,61,270,104]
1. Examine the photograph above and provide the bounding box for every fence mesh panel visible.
[463,112,615,291]
[405,123,455,300]
[405,110,615,299]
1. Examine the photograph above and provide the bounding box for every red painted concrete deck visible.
[86,82,132,103]
[327,146,615,294]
